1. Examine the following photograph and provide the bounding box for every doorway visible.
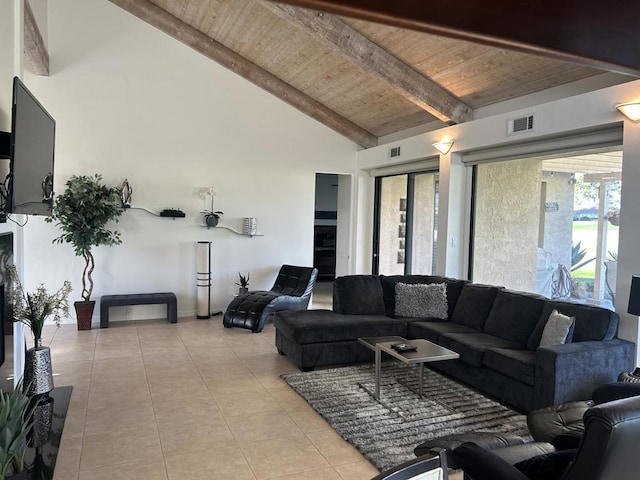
[313,173,352,283]
[372,171,439,275]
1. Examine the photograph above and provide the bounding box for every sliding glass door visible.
[470,149,621,308]
[373,171,439,275]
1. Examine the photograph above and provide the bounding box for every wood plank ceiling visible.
[105,0,633,148]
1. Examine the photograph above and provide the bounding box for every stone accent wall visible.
[474,159,542,292]
[410,174,436,274]
[379,175,407,275]
[378,173,437,275]
[541,171,574,269]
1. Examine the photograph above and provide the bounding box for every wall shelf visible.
[129,207,186,219]
[205,225,263,237]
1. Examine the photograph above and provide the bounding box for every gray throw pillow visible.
[539,310,575,347]
[395,282,448,319]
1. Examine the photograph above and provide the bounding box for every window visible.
[373,172,439,275]
[471,149,621,308]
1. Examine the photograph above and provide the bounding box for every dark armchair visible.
[223,264,318,333]
[450,394,640,480]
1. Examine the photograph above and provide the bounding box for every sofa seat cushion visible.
[381,275,468,318]
[483,290,546,347]
[273,309,406,344]
[407,321,478,344]
[450,284,502,330]
[482,348,537,386]
[438,332,520,367]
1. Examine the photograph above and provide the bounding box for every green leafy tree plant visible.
[45,174,123,328]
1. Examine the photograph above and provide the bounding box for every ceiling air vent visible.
[507,114,534,135]
[389,146,401,158]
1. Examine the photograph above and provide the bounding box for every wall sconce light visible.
[616,102,640,122]
[433,139,454,155]
[121,178,133,208]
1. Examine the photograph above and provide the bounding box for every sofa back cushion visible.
[527,300,620,349]
[394,282,448,319]
[333,275,386,315]
[381,275,467,318]
[483,290,546,347]
[450,283,502,330]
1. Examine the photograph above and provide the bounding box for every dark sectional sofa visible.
[274,274,635,412]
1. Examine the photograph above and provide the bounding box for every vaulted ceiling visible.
[72,1,638,147]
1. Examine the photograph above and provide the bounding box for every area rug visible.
[281,363,529,471]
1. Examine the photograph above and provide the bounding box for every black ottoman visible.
[526,400,591,443]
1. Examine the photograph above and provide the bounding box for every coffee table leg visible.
[419,363,424,396]
[375,346,381,400]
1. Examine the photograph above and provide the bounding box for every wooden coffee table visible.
[359,336,460,400]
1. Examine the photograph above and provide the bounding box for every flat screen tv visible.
[8,76,55,216]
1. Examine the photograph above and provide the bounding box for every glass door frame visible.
[372,170,438,275]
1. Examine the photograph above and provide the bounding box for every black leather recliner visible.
[414,382,640,462]
[223,265,318,333]
[450,393,640,480]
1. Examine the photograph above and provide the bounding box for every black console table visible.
[22,385,73,480]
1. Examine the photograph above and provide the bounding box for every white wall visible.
[617,121,640,360]
[335,174,352,278]
[21,0,357,323]
[0,0,26,385]
[0,1,18,131]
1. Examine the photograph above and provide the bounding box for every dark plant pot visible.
[239,287,249,294]
[205,215,219,228]
[74,301,95,330]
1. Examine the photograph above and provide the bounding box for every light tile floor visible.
[1,282,463,480]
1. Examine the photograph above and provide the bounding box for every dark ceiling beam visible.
[24,0,49,76]
[270,0,640,76]
[259,1,473,124]
[107,0,378,148]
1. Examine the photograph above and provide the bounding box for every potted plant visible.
[7,266,72,395]
[198,186,223,227]
[7,265,71,347]
[235,272,250,294]
[45,174,123,330]
[203,210,224,228]
[0,382,35,480]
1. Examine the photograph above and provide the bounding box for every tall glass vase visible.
[23,338,54,395]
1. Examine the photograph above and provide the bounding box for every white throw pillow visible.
[540,310,575,347]
[394,282,448,319]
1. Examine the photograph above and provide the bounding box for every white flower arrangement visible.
[7,265,72,343]
[198,186,216,199]
[198,186,223,223]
